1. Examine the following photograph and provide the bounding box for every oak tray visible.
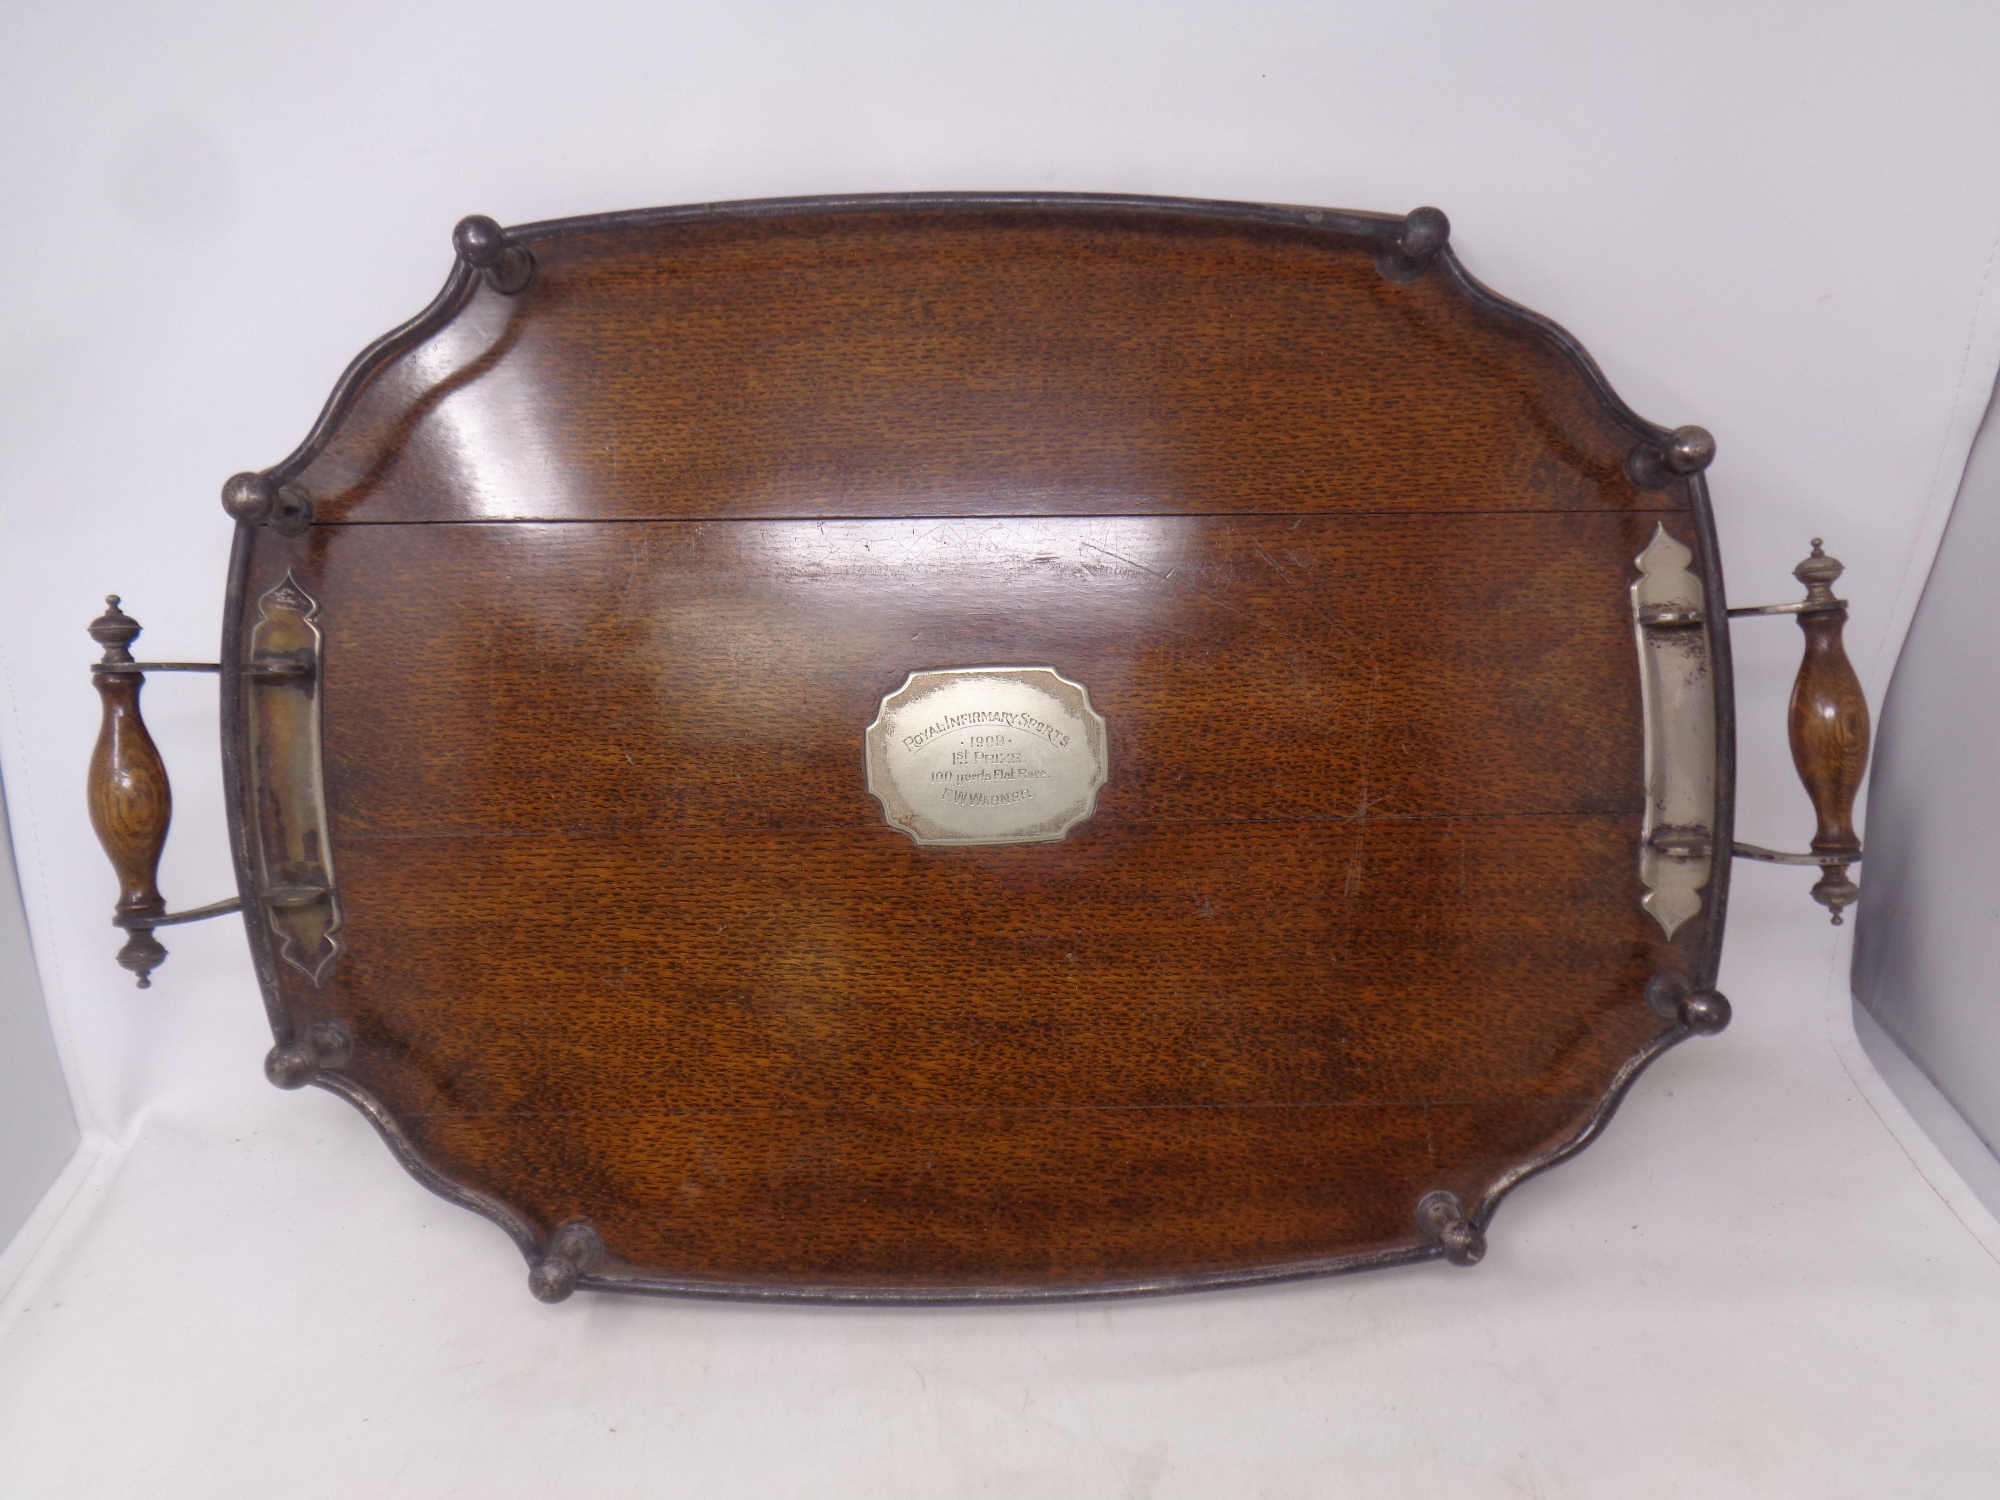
[85,193,1872,1303]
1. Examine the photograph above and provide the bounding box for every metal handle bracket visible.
[1631,526,1718,940]
[244,573,344,983]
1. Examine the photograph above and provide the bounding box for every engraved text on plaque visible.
[864,667,1109,846]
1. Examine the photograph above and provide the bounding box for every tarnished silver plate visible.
[1631,525,1716,939]
[864,667,1109,846]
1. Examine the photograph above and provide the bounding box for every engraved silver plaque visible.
[864,667,1109,846]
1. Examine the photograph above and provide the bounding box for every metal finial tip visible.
[529,1257,579,1303]
[1810,865,1859,921]
[89,597,143,657]
[454,214,506,268]
[116,927,167,981]
[1375,208,1451,284]
[1400,206,1450,259]
[1811,538,1824,553]
[221,472,277,525]
[1664,425,1716,473]
[529,1222,604,1303]
[1679,990,1732,1034]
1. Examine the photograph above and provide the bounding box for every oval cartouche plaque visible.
[864,667,1109,846]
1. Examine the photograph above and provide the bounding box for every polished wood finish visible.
[226,197,1728,1297]
[1791,610,1869,853]
[87,597,171,986]
[1786,541,1869,924]
[288,208,1678,527]
[1787,545,1870,856]
[87,671,169,912]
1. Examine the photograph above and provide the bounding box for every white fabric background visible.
[4,3,2000,1494]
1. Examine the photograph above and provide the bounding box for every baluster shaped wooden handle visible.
[1786,543,1870,922]
[87,596,172,986]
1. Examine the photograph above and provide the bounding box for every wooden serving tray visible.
[89,194,1866,1304]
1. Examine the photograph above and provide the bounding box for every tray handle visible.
[86,597,239,986]
[1728,542,1872,923]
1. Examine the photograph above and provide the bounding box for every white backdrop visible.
[4,4,2000,1496]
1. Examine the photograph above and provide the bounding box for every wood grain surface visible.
[229,200,1718,1294]
[1791,609,1870,856]
[88,672,170,923]
[290,208,1686,526]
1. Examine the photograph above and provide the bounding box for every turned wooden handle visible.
[1786,542,1871,857]
[87,596,172,986]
